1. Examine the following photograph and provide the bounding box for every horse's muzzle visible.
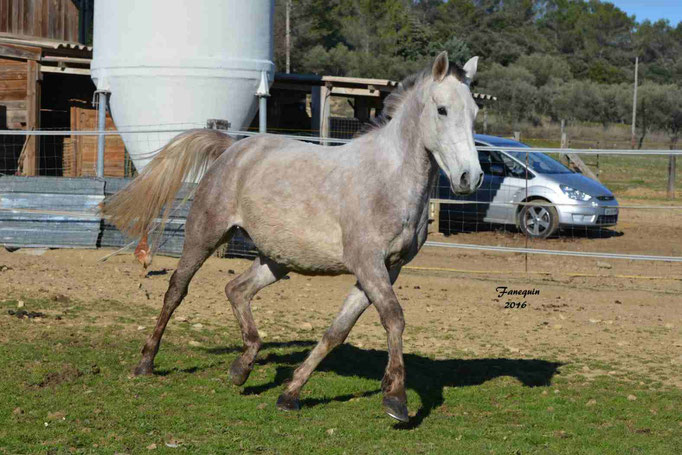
[452,170,484,195]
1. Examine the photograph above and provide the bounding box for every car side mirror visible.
[490,164,505,177]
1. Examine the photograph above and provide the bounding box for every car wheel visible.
[519,200,559,239]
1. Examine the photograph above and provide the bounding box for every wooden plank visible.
[0,79,27,90]
[66,0,77,42]
[16,0,23,35]
[57,0,63,40]
[69,105,127,177]
[5,108,27,126]
[10,0,18,35]
[0,88,26,100]
[0,68,27,79]
[0,99,26,109]
[565,153,600,182]
[0,43,41,60]
[47,0,55,39]
[34,0,43,40]
[22,59,39,175]
[40,0,48,37]
[0,56,26,65]
[41,55,92,64]
[22,0,32,36]
[40,65,90,75]
[0,0,7,33]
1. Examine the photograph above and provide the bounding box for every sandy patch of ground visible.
[1,241,680,388]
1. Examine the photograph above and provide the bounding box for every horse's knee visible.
[378,301,404,333]
[322,327,347,350]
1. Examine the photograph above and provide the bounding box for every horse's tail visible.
[100,128,234,239]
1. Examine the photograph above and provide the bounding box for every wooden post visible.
[513,131,520,141]
[428,200,440,234]
[319,83,331,145]
[23,59,41,176]
[668,155,676,200]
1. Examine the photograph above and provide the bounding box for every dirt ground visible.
[1,206,681,390]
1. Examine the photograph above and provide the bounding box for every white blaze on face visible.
[422,52,483,194]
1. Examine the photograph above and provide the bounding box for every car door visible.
[494,152,533,224]
[477,148,507,223]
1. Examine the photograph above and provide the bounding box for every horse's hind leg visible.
[225,255,288,386]
[134,222,228,376]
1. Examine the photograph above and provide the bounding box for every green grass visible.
[0,298,680,454]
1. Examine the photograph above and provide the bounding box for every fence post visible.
[513,131,520,141]
[23,60,41,176]
[319,83,331,145]
[668,155,676,200]
[255,70,270,133]
[95,90,110,178]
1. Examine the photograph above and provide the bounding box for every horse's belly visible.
[241,208,347,274]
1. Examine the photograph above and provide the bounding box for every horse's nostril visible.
[460,172,470,188]
[476,172,484,189]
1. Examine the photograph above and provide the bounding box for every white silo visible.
[91,0,274,171]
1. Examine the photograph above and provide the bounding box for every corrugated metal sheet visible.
[0,176,257,257]
[0,176,103,248]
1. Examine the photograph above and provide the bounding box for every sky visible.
[610,1,682,26]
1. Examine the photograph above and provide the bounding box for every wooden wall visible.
[0,0,79,42]
[0,56,27,129]
[64,105,126,177]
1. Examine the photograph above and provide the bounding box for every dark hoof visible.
[383,396,409,423]
[276,393,301,412]
[133,363,153,376]
[228,358,252,386]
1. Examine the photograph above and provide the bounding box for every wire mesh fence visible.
[1,126,681,283]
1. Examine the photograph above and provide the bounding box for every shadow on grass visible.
[206,341,562,428]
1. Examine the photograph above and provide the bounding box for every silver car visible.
[437,134,619,238]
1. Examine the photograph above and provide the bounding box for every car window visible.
[500,153,527,178]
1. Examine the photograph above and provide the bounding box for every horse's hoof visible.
[228,359,252,386]
[383,396,409,423]
[133,363,153,376]
[276,393,300,412]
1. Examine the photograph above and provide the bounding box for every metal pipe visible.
[255,70,270,134]
[259,96,267,133]
[96,90,108,177]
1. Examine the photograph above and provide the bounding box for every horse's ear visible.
[432,51,449,82]
[463,56,479,84]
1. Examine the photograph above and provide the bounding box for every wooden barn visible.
[0,0,127,177]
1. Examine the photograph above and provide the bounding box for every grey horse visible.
[102,51,483,422]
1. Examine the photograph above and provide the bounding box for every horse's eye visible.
[437,106,447,116]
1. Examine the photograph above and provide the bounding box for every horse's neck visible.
[377,94,436,203]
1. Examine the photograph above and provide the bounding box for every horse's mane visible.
[357,63,467,137]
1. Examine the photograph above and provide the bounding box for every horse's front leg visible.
[276,266,402,413]
[276,283,371,411]
[355,261,408,422]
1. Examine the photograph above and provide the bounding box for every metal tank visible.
[91,0,274,170]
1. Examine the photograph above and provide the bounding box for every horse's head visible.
[420,52,483,195]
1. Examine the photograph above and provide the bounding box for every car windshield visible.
[505,150,573,175]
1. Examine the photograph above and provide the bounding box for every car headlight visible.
[560,185,592,201]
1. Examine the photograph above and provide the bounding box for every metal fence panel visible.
[0,176,103,248]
